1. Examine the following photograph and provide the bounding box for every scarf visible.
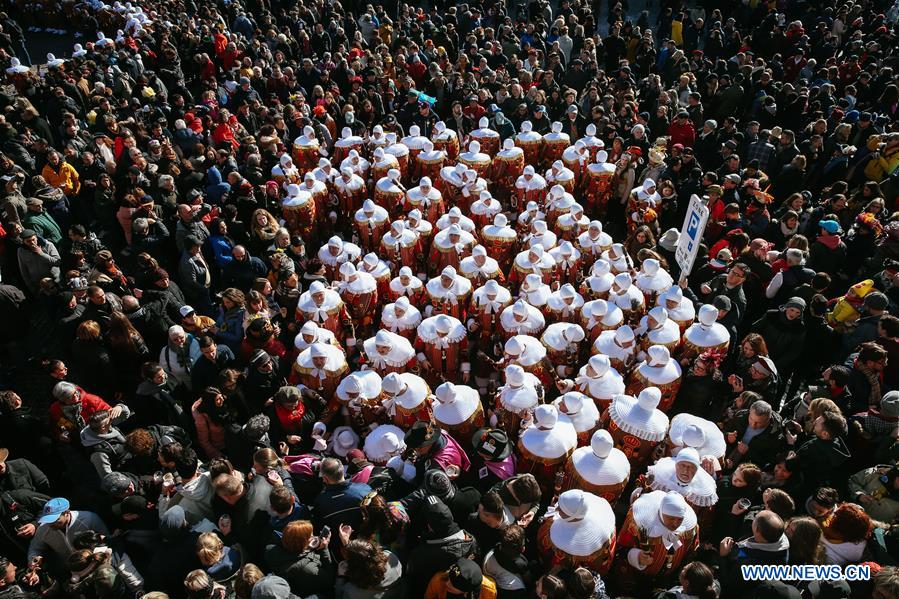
[479,296,503,314]
[780,220,798,237]
[433,335,451,350]
[855,359,883,407]
[166,338,192,372]
[275,402,304,431]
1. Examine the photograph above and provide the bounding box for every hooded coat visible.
[752,309,806,373]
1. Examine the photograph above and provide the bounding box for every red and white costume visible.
[635,259,674,305]
[580,259,615,301]
[563,429,630,503]
[361,330,417,377]
[541,322,586,378]
[387,267,425,305]
[292,125,321,173]
[593,323,638,370]
[549,241,583,287]
[500,299,546,339]
[545,284,585,324]
[603,388,669,467]
[542,124,571,170]
[380,221,419,272]
[468,117,501,158]
[381,372,432,429]
[432,382,485,445]
[581,299,624,342]
[481,214,519,272]
[425,265,473,321]
[353,200,390,252]
[459,245,505,287]
[467,279,513,341]
[574,354,625,413]
[553,391,601,446]
[429,224,476,273]
[405,177,445,224]
[296,281,353,343]
[509,244,557,289]
[458,140,492,180]
[380,296,422,341]
[415,314,471,382]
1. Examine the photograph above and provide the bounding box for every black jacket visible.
[752,310,806,373]
[265,544,334,597]
[724,409,786,469]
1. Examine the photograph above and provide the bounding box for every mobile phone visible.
[733,375,743,387]
[321,525,331,538]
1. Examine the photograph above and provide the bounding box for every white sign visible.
[675,194,710,276]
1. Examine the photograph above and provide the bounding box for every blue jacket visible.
[215,306,246,352]
[312,481,372,531]
[205,166,231,204]
[208,235,235,269]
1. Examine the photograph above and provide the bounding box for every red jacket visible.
[48,387,111,433]
[667,119,696,149]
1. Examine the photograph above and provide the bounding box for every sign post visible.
[675,194,710,277]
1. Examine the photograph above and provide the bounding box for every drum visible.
[562,462,628,504]
[374,185,405,212]
[543,138,568,168]
[434,133,460,161]
[458,155,491,179]
[516,139,544,168]
[293,142,320,174]
[471,132,500,158]
[418,155,445,182]
[282,198,316,240]
[605,414,659,468]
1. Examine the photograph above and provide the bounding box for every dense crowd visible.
[1,0,899,597]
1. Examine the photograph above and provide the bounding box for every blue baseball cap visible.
[38,498,70,524]
[819,220,840,234]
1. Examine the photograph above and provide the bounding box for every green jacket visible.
[22,211,62,245]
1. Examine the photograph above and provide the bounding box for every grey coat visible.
[17,241,60,294]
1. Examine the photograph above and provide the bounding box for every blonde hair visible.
[184,570,213,593]
[196,532,225,566]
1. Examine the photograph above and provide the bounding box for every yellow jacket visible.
[424,573,497,599]
[827,279,874,330]
[671,20,684,47]
[864,145,899,182]
[41,161,81,197]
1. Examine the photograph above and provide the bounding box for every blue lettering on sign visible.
[687,212,700,239]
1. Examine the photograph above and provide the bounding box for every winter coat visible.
[191,398,227,459]
[807,235,847,277]
[723,409,786,469]
[214,306,246,354]
[41,161,80,196]
[752,310,806,373]
[334,551,405,599]
[22,211,62,245]
[17,240,61,294]
[797,436,851,495]
[265,544,334,597]
[847,465,899,523]
[158,471,215,525]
